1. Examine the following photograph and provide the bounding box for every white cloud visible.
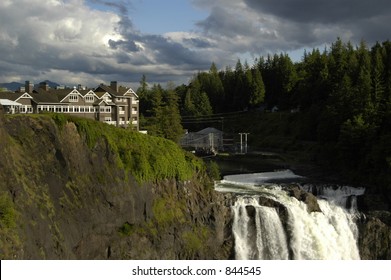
[1,0,391,88]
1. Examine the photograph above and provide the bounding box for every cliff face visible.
[0,111,232,259]
[1,109,390,260]
[357,211,391,260]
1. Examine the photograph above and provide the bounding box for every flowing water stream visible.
[215,170,364,260]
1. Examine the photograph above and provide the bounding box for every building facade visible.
[0,81,139,130]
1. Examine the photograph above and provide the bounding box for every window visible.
[80,107,85,113]
[69,107,74,113]
[56,107,61,112]
[104,117,112,122]
[103,95,111,102]
[63,107,68,113]
[74,107,79,112]
[105,107,111,113]
[85,95,94,103]
[69,94,78,102]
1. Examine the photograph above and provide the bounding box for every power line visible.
[181,110,247,120]
[181,119,223,124]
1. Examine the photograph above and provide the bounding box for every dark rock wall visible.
[357,212,391,260]
[0,114,232,259]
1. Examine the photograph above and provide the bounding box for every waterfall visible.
[216,170,363,260]
[232,196,289,260]
[301,184,365,212]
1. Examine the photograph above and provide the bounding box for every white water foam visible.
[218,170,361,260]
[222,169,304,185]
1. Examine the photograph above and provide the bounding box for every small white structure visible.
[0,99,22,114]
[180,127,223,153]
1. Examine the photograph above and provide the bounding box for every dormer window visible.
[85,95,94,102]
[69,94,78,102]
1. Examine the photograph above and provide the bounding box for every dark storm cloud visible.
[197,6,257,37]
[142,34,211,68]
[244,0,391,24]
[243,0,391,46]
[108,39,140,52]
[183,37,213,48]
[87,0,134,15]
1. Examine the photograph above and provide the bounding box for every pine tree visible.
[160,83,183,142]
[249,67,265,108]
[371,42,385,115]
[183,89,196,116]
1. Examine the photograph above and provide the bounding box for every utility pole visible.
[238,133,243,154]
[238,133,250,154]
[244,133,250,154]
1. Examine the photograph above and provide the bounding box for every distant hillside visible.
[0,80,61,91]
[0,82,23,91]
[38,80,61,89]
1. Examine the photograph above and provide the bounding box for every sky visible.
[1,0,391,89]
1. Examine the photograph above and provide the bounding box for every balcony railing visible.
[105,121,116,126]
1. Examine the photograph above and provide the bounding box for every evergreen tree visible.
[371,42,385,116]
[160,83,183,142]
[207,62,225,112]
[145,84,164,136]
[183,89,196,116]
[249,67,265,108]
[353,41,373,119]
[137,74,152,118]
[186,77,213,116]
[233,59,245,110]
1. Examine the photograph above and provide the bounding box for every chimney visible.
[18,86,25,93]
[25,81,34,93]
[110,81,118,92]
[39,82,49,91]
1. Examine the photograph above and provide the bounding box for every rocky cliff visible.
[0,110,232,259]
[1,108,390,260]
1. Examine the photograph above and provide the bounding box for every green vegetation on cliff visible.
[46,114,203,183]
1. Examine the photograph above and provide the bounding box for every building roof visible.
[95,84,138,98]
[0,92,23,101]
[31,90,63,104]
[94,84,119,96]
[0,99,22,106]
[1,82,138,105]
[197,127,223,135]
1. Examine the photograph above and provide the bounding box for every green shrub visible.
[206,161,220,180]
[0,193,16,229]
[46,114,204,183]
